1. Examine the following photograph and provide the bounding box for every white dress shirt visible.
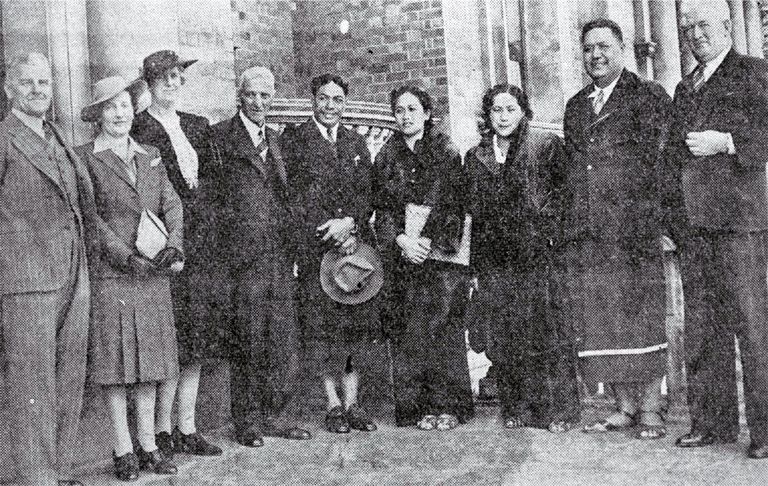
[239,110,268,159]
[313,116,338,143]
[587,72,622,109]
[12,108,45,140]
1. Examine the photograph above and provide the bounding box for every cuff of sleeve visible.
[726,133,736,155]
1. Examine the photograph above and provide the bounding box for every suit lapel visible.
[586,69,633,130]
[266,127,287,186]
[8,115,62,189]
[231,115,270,179]
[689,50,739,131]
[92,146,138,192]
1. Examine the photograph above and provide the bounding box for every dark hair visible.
[479,83,533,135]
[310,73,349,96]
[389,85,434,132]
[581,18,623,43]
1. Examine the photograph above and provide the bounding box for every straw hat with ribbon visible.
[81,75,146,123]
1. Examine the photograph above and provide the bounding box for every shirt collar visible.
[312,116,338,142]
[93,134,147,160]
[240,110,265,136]
[492,134,505,164]
[698,46,731,82]
[12,108,45,139]
[588,71,622,102]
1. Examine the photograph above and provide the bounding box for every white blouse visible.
[148,107,199,189]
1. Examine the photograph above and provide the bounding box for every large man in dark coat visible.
[563,19,672,438]
[662,0,768,459]
[281,73,378,434]
[214,66,311,447]
[0,53,97,486]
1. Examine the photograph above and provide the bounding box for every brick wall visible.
[292,0,449,115]
[232,0,299,96]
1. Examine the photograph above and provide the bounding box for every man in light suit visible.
[662,0,768,458]
[214,66,311,447]
[0,53,96,485]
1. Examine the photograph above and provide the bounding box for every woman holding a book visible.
[464,83,581,432]
[372,85,474,431]
[76,75,185,480]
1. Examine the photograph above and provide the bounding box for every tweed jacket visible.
[662,49,768,235]
[281,119,373,267]
[75,140,183,279]
[0,112,97,294]
[212,114,291,271]
[563,68,672,255]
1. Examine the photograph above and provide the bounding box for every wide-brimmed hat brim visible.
[320,242,384,305]
[81,77,146,123]
[142,50,198,84]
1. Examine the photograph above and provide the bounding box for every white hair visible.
[4,52,51,89]
[237,66,275,95]
[679,0,731,23]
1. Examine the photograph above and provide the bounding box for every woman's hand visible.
[396,234,431,265]
[128,255,156,278]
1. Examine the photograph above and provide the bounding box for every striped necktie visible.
[691,64,707,91]
[592,89,606,115]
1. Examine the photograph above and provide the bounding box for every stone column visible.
[743,0,764,58]
[603,0,639,73]
[45,0,92,145]
[649,0,682,96]
[85,0,180,81]
[727,0,748,53]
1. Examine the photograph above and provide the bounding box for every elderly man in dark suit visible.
[563,19,672,440]
[662,0,768,459]
[281,73,378,434]
[214,66,311,448]
[0,53,96,486]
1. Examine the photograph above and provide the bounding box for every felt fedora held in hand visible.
[81,76,146,123]
[142,50,197,83]
[320,243,384,305]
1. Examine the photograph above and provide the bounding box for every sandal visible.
[436,413,459,431]
[636,411,667,440]
[583,410,636,434]
[547,420,573,434]
[417,415,438,431]
[504,416,526,429]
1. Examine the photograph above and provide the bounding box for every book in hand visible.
[404,203,472,266]
[135,209,169,260]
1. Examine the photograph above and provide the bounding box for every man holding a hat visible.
[213,66,311,447]
[282,73,382,434]
[0,53,97,486]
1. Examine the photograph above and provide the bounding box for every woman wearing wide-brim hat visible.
[76,75,185,480]
[130,50,224,458]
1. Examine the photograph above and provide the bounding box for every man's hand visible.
[317,217,355,246]
[685,130,731,157]
[339,235,359,255]
[396,234,431,265]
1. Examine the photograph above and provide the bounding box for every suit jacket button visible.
[587,165,593,170]
[589,138,595,143]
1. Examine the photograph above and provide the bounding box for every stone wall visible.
[232,0,298,96]
[292,0,449,113]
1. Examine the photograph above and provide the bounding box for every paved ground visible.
[64,403,768,486]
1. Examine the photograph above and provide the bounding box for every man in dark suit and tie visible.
[281,74,378,434]
[662,0,768,458]
[0,53,96,485]
[214,66,311,448]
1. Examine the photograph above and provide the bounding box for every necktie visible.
[592,89,606,115]
[326,126,335,144]
[43,120,54,142]
[691,64,707,91]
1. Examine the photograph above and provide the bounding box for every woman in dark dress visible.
[373,85,474,430]
[464,83,580,432]
[130,50,222,457]
[77,75,183,480]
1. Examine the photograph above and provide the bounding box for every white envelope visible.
[135,209,169,259]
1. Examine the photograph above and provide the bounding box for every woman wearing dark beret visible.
[130,49,223,458]
[373,85,474,431]
[464,83,580,432]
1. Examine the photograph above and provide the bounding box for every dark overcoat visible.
[212,114,300,430]
[131,110,227,363]
[563,68,672,385]
[76,140,183,384]
[281,119,377,341]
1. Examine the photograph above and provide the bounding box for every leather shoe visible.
[263,424,312,440]
[748,443,768,459]
[173,427,223,455]
[58,481,84,486]
[155,431,175,460]
[136,447,177,475]
[346,404,377,432]
[325,405,351,433]
[112,451,140,481]
[235,426,265,447]
[675,431,717,448]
